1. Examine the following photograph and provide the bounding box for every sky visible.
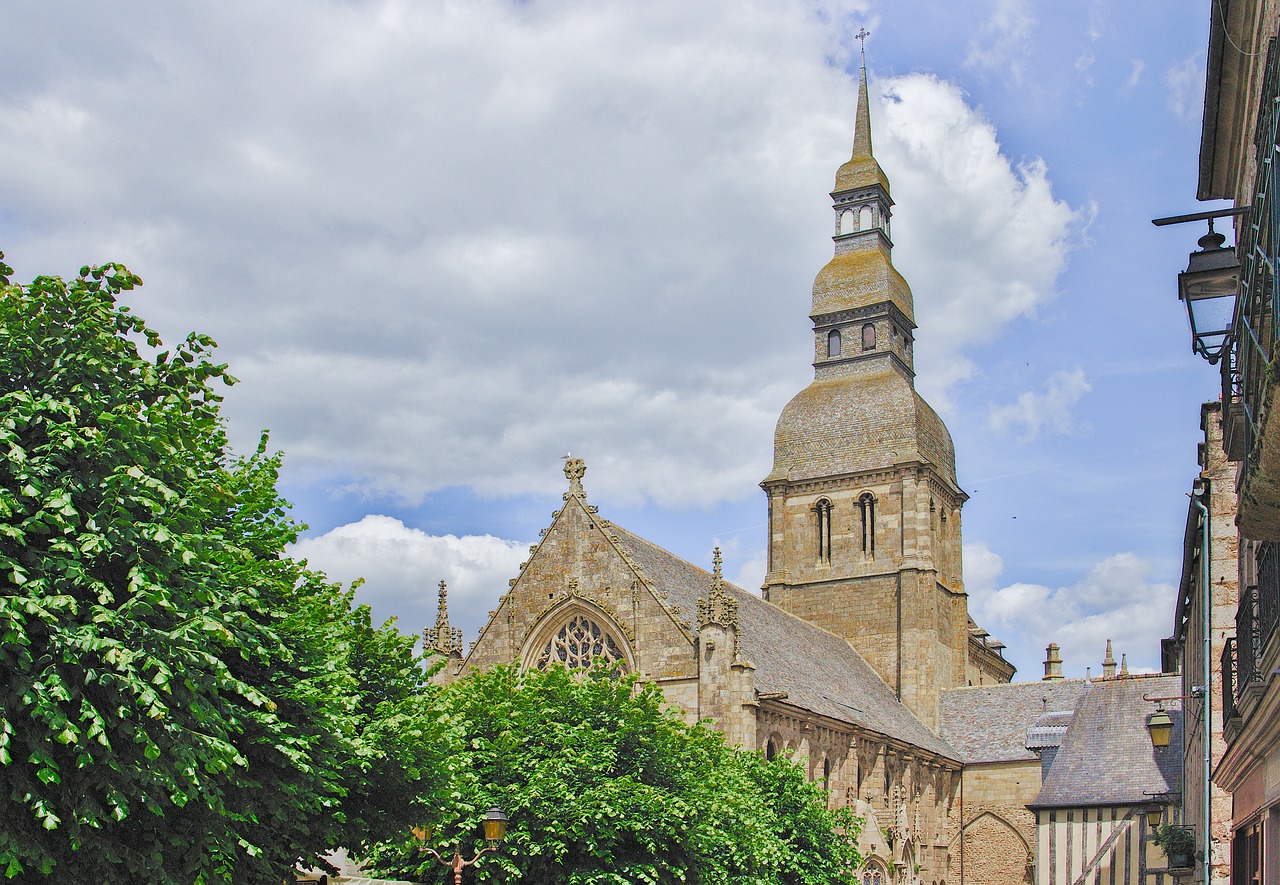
[2,0,1227,681]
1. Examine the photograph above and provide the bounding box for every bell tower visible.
[760,51,972,730]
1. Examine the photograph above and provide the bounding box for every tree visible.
[0,255,448,882]
[372,663,860,885]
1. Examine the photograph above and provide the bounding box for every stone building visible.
[423,52,1177,885]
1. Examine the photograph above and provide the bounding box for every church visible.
[421,55,1185,885]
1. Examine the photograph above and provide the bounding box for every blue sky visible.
[2,0,1223,680]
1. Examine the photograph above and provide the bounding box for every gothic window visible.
[859,205,874,231]
[534,614,628,672]
[859,493,876,555]
[813,498,833,563]
[862,870,883,885]
[840,209,855,235]
[861,322,876,351]
[827,329,842,357]
[766,740,778,761]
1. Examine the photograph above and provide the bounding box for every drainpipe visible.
[1191,481,1211,885]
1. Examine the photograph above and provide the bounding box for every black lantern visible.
[1178,225,1240,364]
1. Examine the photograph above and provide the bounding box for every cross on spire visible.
[855,27,870,64]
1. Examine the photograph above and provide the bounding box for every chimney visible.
[1042,643,1064,681]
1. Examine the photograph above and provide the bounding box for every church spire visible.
[833,39,890,196]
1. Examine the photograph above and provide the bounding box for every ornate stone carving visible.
[697,548,740,630]
[424,580,464,655]
[564,456,587,497]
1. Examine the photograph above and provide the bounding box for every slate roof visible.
[607,523,958,761]
[764,369,957,485]
[939,679,1092,763]
[1030,675,1183,809]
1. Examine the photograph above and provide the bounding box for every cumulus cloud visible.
[1165,52,1205,124]
[965,542,1176,679]
[874,74,1082,403]
[987,368,1092,441]
[290,515,528,644]
[0,1,1076,511]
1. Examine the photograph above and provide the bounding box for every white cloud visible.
[987,368,1092,441]
[874,74,1082,404]
[1125,59,1145,90]
[289,515,528,644]
[964,0,1035,84]
[965,543,1176,679]
[0,1,1076,511]
[1165,52,1204,124]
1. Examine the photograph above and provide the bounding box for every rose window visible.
[534,614,627,672]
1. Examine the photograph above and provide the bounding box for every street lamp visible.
[1153,208,1246,365]
[417,807,508,885]
[1178,225,1240,364]
[1146,706,1175,750]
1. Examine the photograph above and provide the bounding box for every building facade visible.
[1178,3,1280,884]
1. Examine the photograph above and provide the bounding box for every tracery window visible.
[534,614,627,672]
[862,871,882,885]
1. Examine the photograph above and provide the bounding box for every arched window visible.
[840,209,855,235]
[861,322,876,351]
[813,498,833,563]
[859,205,874,231]
[533,614,628,672]
[766,740,778,761]
[822,757,831,792]
[827,329,842,357]
[859,493,875,556]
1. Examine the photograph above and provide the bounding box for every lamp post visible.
[416,807,508,885]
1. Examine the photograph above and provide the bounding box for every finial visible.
[1119,653,1129,677]
[711,546,723,592]
[425,579,464,655]
[1102,639,1117,679]
[697,546,739,641]
[563,455,587,497]
[855,27,870,65]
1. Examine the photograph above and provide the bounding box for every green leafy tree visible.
[373,663,860,885]
[0,255,447,882]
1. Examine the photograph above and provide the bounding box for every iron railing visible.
[1222,636,1238,721]
[1227,542,1280,717]
[1223,38,1280,483]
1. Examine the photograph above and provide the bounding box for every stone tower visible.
[760,56,971,731]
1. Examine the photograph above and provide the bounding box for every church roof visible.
[765,368,957,486]
[811,240,913,320]
[1029,675,1183,809]
[939,679,1091,763]
[607,523,958,760]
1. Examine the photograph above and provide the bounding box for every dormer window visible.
[827,329,842,357]
[862,323,876,351]
[839,209,855,235]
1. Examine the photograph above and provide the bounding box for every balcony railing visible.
[1227,542,1280,719]
[1222,39,1279,502]
[1223,636,1238,722]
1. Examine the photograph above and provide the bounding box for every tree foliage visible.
[374,664,860,885]
[0,255,448,882]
